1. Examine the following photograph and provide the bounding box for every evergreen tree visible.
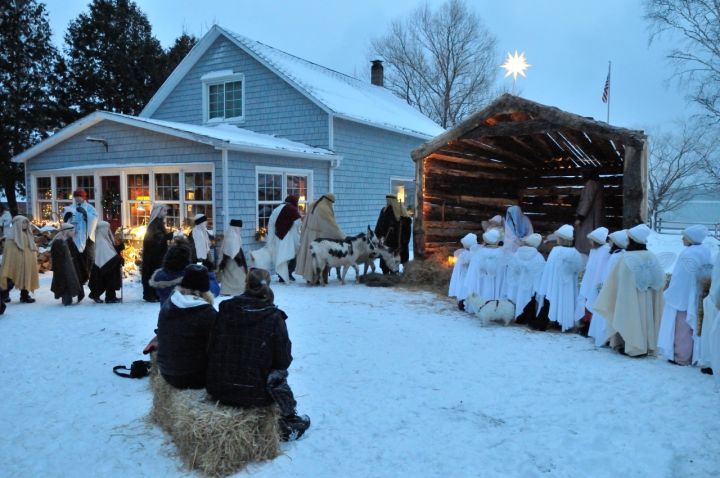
[64,0,164,117]
[0,0,60,215]
[162,32,198,82]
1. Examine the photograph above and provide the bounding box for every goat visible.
[309,227,378,285]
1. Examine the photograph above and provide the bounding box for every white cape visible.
[537,246,584,332]
[463,247,509,312]
[267,204,301,283]
[657,244,712,363]
[698,254,720,386]
[505,246,545,318]
[576,244,610,320]
[589,251,623,346]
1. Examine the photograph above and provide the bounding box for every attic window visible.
[203,73,244,123]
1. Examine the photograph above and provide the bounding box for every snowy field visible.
[1,233,720,478]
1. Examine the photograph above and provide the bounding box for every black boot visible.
[20,290,35,304]
[278,413,311,441]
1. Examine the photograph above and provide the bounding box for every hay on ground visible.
[359,272,402,287]
[149,357,281,477]
[400,255,452,295]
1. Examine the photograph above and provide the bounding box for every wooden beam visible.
[425,193,518,208]
[427,152,515,170]
[425,162,518,181]
[459,138,536,169]
[622,143,646,227]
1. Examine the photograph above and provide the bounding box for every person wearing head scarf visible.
[532,224,585,332]
[296,193,344,282]
[149,237,193,306]
[593,224,666,356]
[267,196,302,283]
[657,225,713,365]
[190,213,213,265]
[462,229,511,313]
[506,233,546,324]
[448,233,478,310]
[88,221,124,303]
[374,194,412,273]
[0,215,39,303]
[141,204,173,302]
[50,223,86,305]
[503,206,533,252]
[588,229,629,347]
[218,219,248,295]
[575,227,611,336]
[573,171,605,255]
[206,268,311,441]
[63,188,99,278]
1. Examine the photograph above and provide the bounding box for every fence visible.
[654,218,720,239]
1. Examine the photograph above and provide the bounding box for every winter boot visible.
[19,290,35,304]
[278,413,311,441]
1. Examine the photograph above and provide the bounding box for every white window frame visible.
[30,163,215,230]
[255,166,313,232]
[390,176,415,208]
[202,72,245,124]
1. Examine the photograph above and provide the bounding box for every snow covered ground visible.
[1,234,719,478]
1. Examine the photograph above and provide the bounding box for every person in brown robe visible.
[574,171,605,255]
[0,215,39,303]
[295,193,344,282]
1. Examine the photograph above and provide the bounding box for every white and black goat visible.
[309,227,379,285]
[349,243,401,278]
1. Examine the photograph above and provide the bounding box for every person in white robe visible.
[63,188,98,280]
[657,225,713,365]
[505,233,545,323]
[464,229,509,313]
[481,215,504,243]
[698,252,720,385]
[449,232,477,297]
[191,214,212,266]
[593,224,665,357]
[267,196,302,283]
[454,233,481,311]
[575,227,611,335]
[218,219,247,296]
[533,224,584,332]
[588,229,628,346]
[503,206,533,252]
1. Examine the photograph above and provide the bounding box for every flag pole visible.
[606,61,611,124]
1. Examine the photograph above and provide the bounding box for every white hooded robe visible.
[537,245,584,332]
[505,246,545,318]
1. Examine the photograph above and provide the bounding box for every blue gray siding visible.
[151,36,330,149]
[332,118,422,234]
[225,151,330,249]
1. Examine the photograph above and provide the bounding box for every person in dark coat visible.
[50,223,86,305]
[156,264,217,389]
[88,221,124,303]
[374,193,412,273]
[142,205,173,302]
[206,268,310,441]
[149,239,193,306]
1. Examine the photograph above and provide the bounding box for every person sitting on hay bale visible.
[156,264,217,389]
[150,239,193,306]
[206,268,311,441]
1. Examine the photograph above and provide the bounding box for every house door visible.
[100,175,122,232]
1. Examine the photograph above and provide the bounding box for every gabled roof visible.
[13,111,337,164]
[140,25,444,140]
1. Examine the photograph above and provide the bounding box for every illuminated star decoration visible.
[500,50,531,81]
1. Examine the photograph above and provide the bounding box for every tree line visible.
[0,0,198,214]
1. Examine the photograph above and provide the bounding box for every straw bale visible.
[149,359,281,477]
[400,252,453,295]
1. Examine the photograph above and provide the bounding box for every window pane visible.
[163,203,181,230]
[257,204,274,231]
[127,174,150,201]
[36,177,52,200]
[129,202,150,227]
[185,172,212,201]
[56,176,72,201]
[391,179,415,213]
[76,176,95,200]
[225,80,242,118]
[38,202,53,220]
[209,84,223,119]
[155,173,179,201]
[258,173,282,203]
[186,204,213,229]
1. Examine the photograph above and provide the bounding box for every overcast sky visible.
[42,0,694,133]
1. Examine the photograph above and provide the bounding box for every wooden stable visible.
[411,95,648,258]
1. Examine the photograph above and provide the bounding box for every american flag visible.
[601,67,610,103]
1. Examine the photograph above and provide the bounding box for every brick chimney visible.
[371,60,384,87]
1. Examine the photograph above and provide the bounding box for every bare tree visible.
[644,0,720,122]
[648,124,717,227]
[369,0,497,128]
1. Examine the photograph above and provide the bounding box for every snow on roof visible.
[112,113,336,158]
[219,27,444,139]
